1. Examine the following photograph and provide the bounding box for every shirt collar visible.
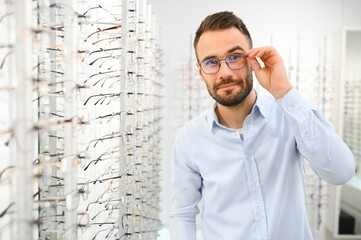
[207,90,273,133]
[207,103,219,132]
[252,91,272,120]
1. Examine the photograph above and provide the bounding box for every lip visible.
[218,83,238,91]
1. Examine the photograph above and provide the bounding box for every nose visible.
[218,59,234,77]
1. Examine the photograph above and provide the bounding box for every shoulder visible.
[179,111,209,134]
[255,93,279,117]
[171,111,210,168]
[175,110,210,143]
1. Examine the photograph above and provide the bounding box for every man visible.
[169,11,355,240]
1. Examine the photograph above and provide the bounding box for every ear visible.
[196,62,205,82]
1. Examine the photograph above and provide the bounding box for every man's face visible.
[196,27,253,107]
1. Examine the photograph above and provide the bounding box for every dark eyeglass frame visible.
[198,53,247,75]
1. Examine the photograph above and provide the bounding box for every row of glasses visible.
[172,60,213,130]
[76,0,163,239]
[0,0,163,239]
[0,0,37,239]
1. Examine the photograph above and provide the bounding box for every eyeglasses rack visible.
[172,34,213,130]
[0,0,163,239]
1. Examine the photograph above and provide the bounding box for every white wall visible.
[147,0,361,227]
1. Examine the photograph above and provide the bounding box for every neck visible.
[215,89,257,129]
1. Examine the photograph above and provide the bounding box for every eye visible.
[227,54,242,63]
[203,58,218,66]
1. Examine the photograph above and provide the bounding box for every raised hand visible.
[246,46,292,99]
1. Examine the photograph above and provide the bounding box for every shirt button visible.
[251,182,258,188]
[305,131,311,139]
[287,106,294,112]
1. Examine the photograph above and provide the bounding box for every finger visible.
[246,46,269,56]
[246,48,264,64]
[247,56,261,73]
[252,48,272,62]
[246,49,267,68]
[249,47,281,66]
[245,47,262,58]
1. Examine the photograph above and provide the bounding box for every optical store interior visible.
[0,0,360,239]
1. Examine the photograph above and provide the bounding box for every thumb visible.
[246,56,270,90]
[247,56,268,84]
[247,56,261,73]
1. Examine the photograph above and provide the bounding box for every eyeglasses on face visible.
[199,53,246,75]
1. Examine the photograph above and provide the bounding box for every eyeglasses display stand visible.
[0,0,163,239]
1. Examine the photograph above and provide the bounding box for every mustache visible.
[214,79,241,90]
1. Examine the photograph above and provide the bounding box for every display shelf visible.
[0,0,163,239]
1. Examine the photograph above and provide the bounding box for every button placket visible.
[244,150,268,240]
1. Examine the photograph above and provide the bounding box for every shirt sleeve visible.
[276,87,355,185]
[169,131,202,240]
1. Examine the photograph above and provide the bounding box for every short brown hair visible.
[194,11,253,59]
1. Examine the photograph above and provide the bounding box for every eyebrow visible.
[227,45,245,53]
[200,45,245,62]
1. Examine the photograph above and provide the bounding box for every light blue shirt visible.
[169,88,355,240]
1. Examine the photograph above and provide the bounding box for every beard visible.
[206,69,253,107]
